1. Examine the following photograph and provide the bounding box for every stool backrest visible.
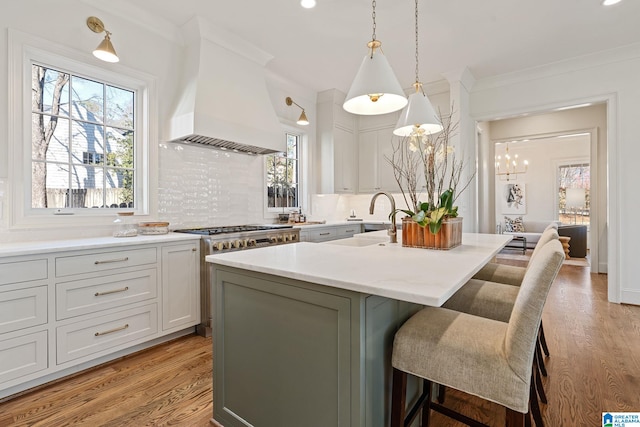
[527,228,559,268]
[505,239,564,380]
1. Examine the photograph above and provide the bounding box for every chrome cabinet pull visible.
[94,257,129,265]
[95,324,129,337]
[94,286,129,297]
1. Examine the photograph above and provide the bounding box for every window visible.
[82,152,104,165]
[31,64,135,209]
[8,29,155,228]
[266,133,300,209]
[558,163,590,225]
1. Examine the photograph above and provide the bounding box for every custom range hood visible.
[169,17,284,155]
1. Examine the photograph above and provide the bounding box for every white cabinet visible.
[336,224,362,239]
[55,247,157,277]
[333,125,357,193]
[299,224,363,242]
[358,126,398,193]
[317,89,357,194]
[0,331,48,384]
[57,303,158,364]
[55,269,157,320]
[161,242,200,331]
[0,286,48,334]
[0,236,200,399]
[0,257,50,386]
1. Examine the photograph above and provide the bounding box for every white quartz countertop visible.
[207,233,511,306]
[0,232,201,258]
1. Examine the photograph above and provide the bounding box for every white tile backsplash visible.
[310,193,414,223]
[158,143,266,228]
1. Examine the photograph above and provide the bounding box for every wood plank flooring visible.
[0,335,213,427]
[1,259,639,426]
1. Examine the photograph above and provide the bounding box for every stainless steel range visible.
[173,224,300,336]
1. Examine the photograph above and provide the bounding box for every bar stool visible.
[390,240,564,427]
[472,228,559,359]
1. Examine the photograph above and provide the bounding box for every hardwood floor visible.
[1,260,639,426]
[0,335,213,427]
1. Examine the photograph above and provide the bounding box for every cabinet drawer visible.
[56,269,158,320]
[308,228,337,242]
[0,286,48,334]
[57,304,158,364]
[0,331,48,384]
[55,247,157,277]
[336,224,361,238]
[0,259,48,286]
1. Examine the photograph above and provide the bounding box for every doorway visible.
[477,103,606,275]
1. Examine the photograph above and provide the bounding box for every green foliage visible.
[392,188,459,234]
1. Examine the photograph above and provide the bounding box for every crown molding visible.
[473,41,640,92]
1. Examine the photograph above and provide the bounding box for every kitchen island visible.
[206,232,510,427]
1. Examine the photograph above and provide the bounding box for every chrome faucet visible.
[369,192,397,243]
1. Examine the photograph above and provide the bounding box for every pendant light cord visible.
[415,0,419,84]
[371,0,377,41]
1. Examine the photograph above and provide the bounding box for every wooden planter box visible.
[401,217,463,250]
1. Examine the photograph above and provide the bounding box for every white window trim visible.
[7,29,158,230]
[264,127,307,219]
[553,156,590,222]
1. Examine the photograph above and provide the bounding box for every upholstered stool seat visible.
[394,307,529,412]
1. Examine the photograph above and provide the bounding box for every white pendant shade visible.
[393,91,443,136]
[343,49,407,115]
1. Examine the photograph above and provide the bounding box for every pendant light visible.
[393,0,442,136]
[343,0,407,116]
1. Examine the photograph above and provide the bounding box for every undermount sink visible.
[324,238,386,247]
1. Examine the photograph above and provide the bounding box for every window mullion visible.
[67,76,73,208]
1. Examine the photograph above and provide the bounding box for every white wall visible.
[470,45,640,304]
[0,1,315,242]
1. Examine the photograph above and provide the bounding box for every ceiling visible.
[108,0,640,94]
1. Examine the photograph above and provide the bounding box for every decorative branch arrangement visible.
[386,107,475,234]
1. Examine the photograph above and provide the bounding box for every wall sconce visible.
[285,97,309,126]
[86,16,119,63]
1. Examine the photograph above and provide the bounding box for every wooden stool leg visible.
[533,352,548,404]
[421,379,432,427]
[535,341,548,377]
[391,368,408,427]
[539,323,550,357]
[437,384,446,404]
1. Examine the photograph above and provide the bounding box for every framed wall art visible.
[501,183,526,214]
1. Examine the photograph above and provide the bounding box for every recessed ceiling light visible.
[603,0,622,5]
[301,0,316,8]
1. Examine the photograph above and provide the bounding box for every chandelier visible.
[495,142,528,181]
